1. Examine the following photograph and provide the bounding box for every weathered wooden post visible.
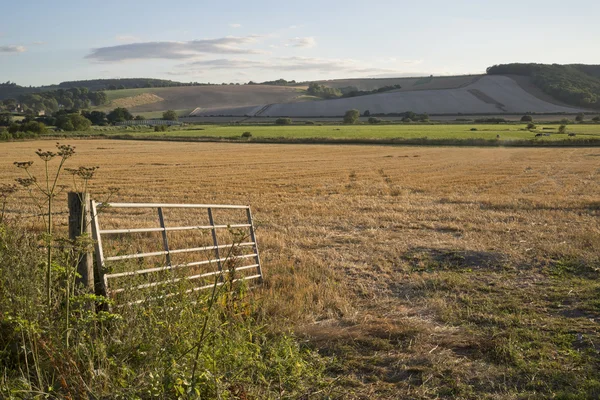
[68,192,94,290]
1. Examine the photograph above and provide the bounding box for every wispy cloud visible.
[229,23,242,28]
[175,56,405,75]
[86,36,264,62]
[287,37,316,48]
[115,35,140,43]
[0,45,26,53]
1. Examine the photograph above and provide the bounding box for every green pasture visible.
[112,123,600,142]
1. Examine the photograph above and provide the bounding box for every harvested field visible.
[2,140,599,398]
[98,85,304,114]
[316,74,481,91]
[103,93,164,110]
[190,75,586,117]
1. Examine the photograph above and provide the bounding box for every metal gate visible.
[89,201,263,305]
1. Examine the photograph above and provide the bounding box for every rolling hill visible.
[189,75,586,118]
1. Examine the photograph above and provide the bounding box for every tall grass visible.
[0,145,331,399]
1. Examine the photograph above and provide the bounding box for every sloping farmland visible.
[189,75,586,117]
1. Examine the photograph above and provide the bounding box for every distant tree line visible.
[339,84,402,98]
[259,79,298,86]
[487,63,600,109]
[0,78,231,100]
[0,87,108,114]
[1,106,179,140]
[306,83,343,99]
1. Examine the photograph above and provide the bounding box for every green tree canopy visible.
[162,110,178,121]
[343,109,360,124]
[107,107,134,124]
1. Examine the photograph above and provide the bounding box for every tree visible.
[275,118,292,125]
[521,115,533,122]
[163,110,178,121]
[135,115,145,121]
[107,107,133,124]
[21,121,47,134]
[82,110,107,125]
[575,112,585,122]
[343,109,360,124]
[0,113,12,126]
[558,125,567,134]
[593,116,600,122]
[404,111,417,120]
[368,117,381,124]
[526,122,536,130]
[56,114,91,131]
[69,114,92,131]
[363,110,371,117]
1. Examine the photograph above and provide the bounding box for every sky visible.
[1,0,599,86]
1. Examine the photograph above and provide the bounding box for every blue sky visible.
[1,0,599,86]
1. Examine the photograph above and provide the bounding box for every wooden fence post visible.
[68,192,94,290]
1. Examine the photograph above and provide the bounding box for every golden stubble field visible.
[2,140,599,398]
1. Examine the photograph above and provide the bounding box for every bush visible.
[470,128,478,131]
[593,116,600,122]
[527,122,536,130]
[559,125,567,134]
[521,115,533,122]
[21,121,47,134]
[163,110,178,121]
[368,117,381,124]
[474,118,506,123]
[343,109,360,124]
[363,110,371,117]
[56,114,92,131]
[241,131,252,138]
[402,117,412,123]
[275,118,292,125]
[154,125,168,132]
[304,121,315,125]
[404,111,417,120]
[575,112,585,122]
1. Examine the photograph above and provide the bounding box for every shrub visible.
[404,111,417,120]
[521,115,533,122]
[304,121,315,125]
[275,118,292,125]
[163,110,178,121]
[593,116,600,122]
[527,122,536,130]
[470,128,478,131]
[154,125,168,132]
[575,112,585,122]
[363,110,371,117]
[241,131,252,138]
[21,121,47,134]
[560,118,571,124]
[402,117,412,123]
[558,125,567,134]
[368,117,381,124]
[56,114,92,131]
[343,109,360,124]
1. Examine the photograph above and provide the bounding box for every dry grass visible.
[102,92,164,111]
[2,140,599,398]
